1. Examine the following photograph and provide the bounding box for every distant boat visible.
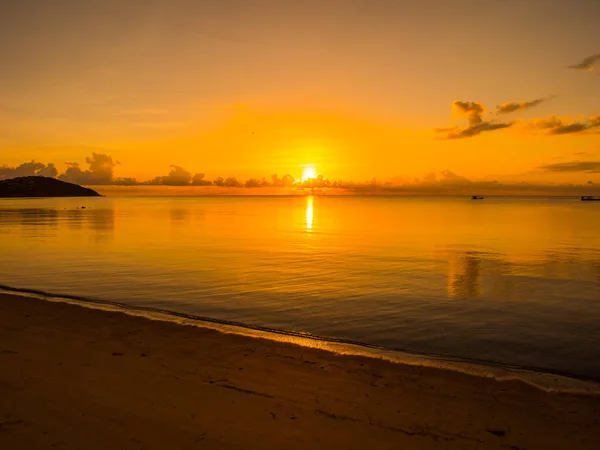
[580,196,600,201]
[471,196,484,200]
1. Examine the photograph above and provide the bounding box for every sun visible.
[302,166,317,181]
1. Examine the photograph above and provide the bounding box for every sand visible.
[1,293,599,450]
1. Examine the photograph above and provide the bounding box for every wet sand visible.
[1,293,599,450]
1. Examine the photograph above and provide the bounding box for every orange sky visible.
[0,0,599,185]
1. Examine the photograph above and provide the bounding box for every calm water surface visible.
[1,196,599,379]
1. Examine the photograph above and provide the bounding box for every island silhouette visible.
[0,176,101,198]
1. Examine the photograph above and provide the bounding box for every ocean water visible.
[1,195,599,380]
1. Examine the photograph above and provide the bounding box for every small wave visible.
[1,283,599,394]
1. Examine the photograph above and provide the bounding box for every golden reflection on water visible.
[2,196,600,302]
[447,252,483,299]
[305,196,314,232]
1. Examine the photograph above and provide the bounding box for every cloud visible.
[114,177,138,186]
[37,163,58,178]
[58,153,117,185]
[191,173,212,186]
[538,161,600,173]
[496,97,549,114]
[527,115,600,136]
[453,101,485,126]
[436,101,513,139]
[271,174,297,187]
[147,165,192,186]
[423,172,437,183]
[213,176,242,187]
[549,123,589,135]
[441,122,513,140]
[340,170,506,195]
[407,170,476,186]
[245,178,269,188]
[568,53,600,72]
[0,161,58,180]
[439,170,472,184]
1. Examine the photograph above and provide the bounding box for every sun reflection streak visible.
[305,196,314,232]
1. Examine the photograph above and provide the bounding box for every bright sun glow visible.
[302,166,317,181]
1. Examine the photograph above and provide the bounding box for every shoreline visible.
[1,284,599,394]
[1,292,599,449]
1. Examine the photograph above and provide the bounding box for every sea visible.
[1,195,599,380]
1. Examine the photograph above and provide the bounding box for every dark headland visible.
[0,176,101,198]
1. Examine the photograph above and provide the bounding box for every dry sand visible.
[1,293,599,450]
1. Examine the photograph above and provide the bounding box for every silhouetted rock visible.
[0,176,102,198]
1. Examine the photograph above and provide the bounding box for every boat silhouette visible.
[580,196,600,201]
[471,196,484,200]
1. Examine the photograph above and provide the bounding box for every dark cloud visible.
[213,176,242,187]
[0,161,57,180]
[245,178,269,188]
[538,161,600,173]
[436,101,513,139]
[568,53,600,72]
[549,123,588,135]
[442,122,513,140]
[453,101,485,126]
[58,153,117,185]
[147,165,192,186]
[38,164,58,178]
[462,122,511,138]
[496,98,548,114]
[528,115,600,136]
[114,177,138,186]
[191,173,212,186]
[223,177,242,187]
[271,174,297,187]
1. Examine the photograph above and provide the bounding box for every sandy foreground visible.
[1,293,599,450]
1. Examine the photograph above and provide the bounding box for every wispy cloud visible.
[573,151,597,157]
[538,161,600,173]
[436,101,513,139]
[496,97,551,114]
[526,115,600,136]
[568,53,600,72]
[443,122,513,139]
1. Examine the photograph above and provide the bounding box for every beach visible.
[0,293,598,449]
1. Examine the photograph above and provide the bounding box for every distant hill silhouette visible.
[0,176,101,198]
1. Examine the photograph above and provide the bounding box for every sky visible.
[1,0,599,187]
